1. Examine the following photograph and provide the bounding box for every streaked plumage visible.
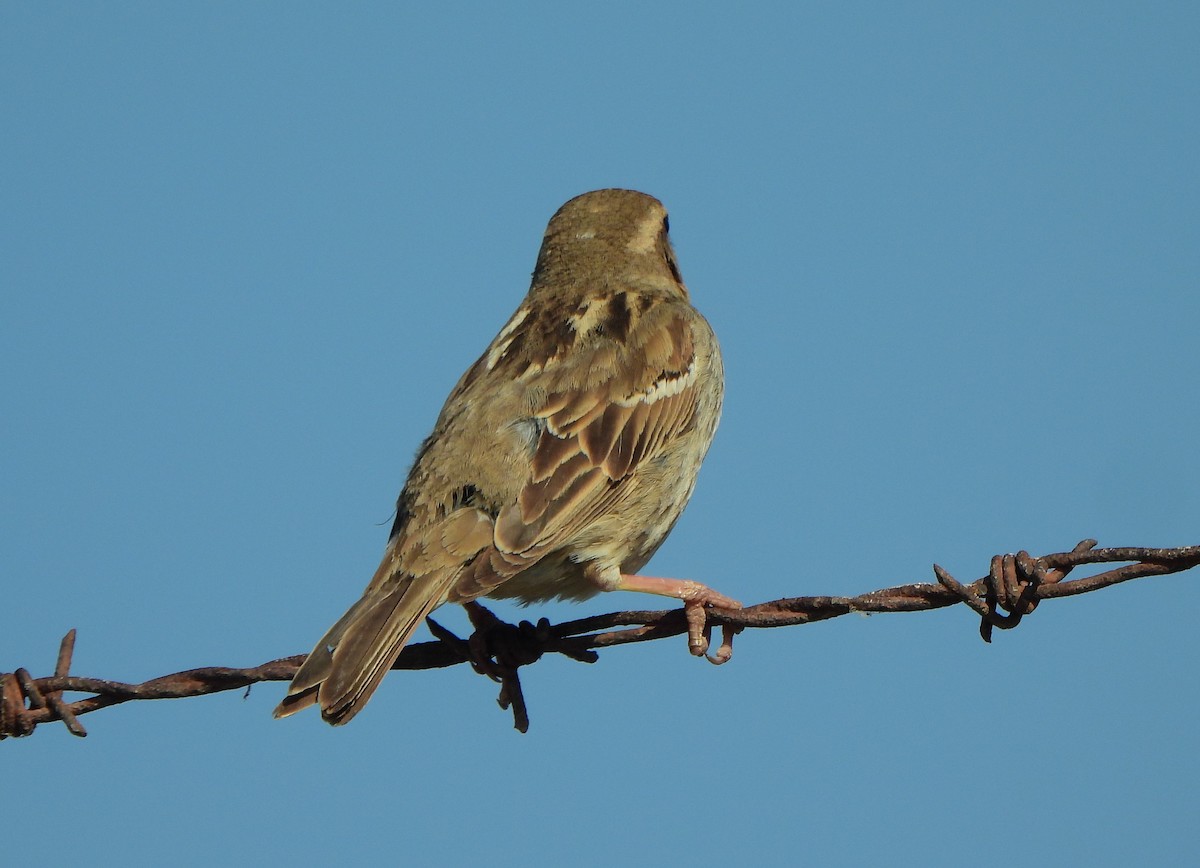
[274,189,737,725]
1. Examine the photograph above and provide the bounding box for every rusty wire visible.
[3,540,1197,738]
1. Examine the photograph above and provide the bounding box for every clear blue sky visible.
[4,4,1197,866]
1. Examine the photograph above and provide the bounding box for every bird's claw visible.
[684,598,740,664]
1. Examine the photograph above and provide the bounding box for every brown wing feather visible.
[578,402,633,467]
[451,303,701,603]
[604,399,651,479]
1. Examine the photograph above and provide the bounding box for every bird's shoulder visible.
[455,283,714,405]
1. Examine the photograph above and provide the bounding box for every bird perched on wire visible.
[274,188,739,725]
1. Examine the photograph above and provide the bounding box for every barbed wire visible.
[4,540,1197,737]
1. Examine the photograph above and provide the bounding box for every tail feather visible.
[273,574,448,725]
[272,595,373,720]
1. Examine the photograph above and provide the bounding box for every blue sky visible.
[4,4,1197,866]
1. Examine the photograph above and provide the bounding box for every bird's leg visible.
[615,574,742,663]
[461,601,533,732]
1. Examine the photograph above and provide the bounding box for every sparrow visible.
[274,188,739,725]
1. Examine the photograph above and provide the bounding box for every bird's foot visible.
[616,574,742,665]
[684,599,740,664]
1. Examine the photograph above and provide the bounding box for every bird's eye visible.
[662,215,670,234]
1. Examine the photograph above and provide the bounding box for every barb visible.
[4,541,1197,738]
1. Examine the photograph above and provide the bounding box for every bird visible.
[274,188,739,725]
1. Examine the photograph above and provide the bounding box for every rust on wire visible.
[3,540,1198,739]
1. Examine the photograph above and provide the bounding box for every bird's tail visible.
[273,573,446,725]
